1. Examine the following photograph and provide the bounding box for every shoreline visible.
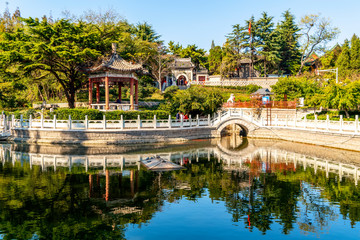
[7,126,360,153]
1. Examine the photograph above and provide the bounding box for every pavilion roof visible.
[251,88,274,95]
[90,44,143,73]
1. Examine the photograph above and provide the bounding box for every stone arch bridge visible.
[211,109,262,137]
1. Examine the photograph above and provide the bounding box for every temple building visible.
[88,43,142,111]
[161,58,209,90]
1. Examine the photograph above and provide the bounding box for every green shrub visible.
[48,108,170,120]
[306,110,360,121]
[105,110,169,120]
[49,109,103,120]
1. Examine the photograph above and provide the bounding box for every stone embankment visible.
[3,108,360,152]
[11,127,215,145]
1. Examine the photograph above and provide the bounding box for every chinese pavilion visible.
[88,43,142,111]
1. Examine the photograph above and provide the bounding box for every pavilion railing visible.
[91,103,138,111]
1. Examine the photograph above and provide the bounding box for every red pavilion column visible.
[130,78,134,110]
[96,83,100,103]
[135,80,138,106]
[105,76,110,110]
[88,78,93,109]
[118,83,122,102]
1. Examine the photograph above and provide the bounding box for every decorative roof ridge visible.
[89,43,142,73]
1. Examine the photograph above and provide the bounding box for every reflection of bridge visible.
[1,141,359,185]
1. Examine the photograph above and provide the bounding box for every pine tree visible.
[223,24,248,77]
[274,10,301,75]
[336,39,351,78]
[350,34,360,72]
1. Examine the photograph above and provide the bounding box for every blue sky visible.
[4,0,360,51]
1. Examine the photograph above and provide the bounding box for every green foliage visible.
[0,17,111,108]
[131,22,161,43]
[306,110,360,121]
[48,108,169,120]
[320,44,342,69]
[161,85,224,116]
[350,34,360,71]
[162,85,179,100]
[271,77,305,100]
[336,40,352,78]
[49,109,103,120]
[275,10,301,75]
[245,84,262,94]
[208,45,224,75]
[255,12,281,76]
[105,110,169,120]
[322,80,360,117]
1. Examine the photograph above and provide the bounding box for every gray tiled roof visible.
[90,53,142,73]
[171,58,195,69]
[251,88,274,95]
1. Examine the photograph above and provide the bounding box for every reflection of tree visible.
[276,168,360,228]
[0,162,127,239]
[1,149,360,238]
[0,162,166,239]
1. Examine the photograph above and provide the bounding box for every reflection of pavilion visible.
[89,170,139,202]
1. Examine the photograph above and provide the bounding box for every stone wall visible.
[249,127,360,152]
[205,76,279,89]
[11,127,216,145]
[11,125,360,152]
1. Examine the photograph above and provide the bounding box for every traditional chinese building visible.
[161,58,209,90]
[88,43,142,111]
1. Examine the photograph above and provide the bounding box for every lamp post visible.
[316,68,338,83]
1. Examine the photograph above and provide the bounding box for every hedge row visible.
[305,110,360,121]
[48,109,170,120]
[306,114,357,121]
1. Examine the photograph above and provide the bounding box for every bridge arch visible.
[215,118,258,137]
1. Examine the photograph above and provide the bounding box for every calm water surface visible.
[0,137,359,239]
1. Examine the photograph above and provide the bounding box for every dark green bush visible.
[306,110,360,121]
[49,109,103,120]
[105,110,170,120]
[48,108,170,120]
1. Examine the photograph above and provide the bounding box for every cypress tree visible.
[350,34,360,71]
[209,45,224,75]
[274,10,301,75]
[255,12,280,75]
[336,39,351,78]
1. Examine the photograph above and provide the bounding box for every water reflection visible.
[0,138,359,239]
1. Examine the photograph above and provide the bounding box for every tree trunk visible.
[65,84,76,108]
[297,62,305,76]
[264,60,267,77]
[344,109,350,118]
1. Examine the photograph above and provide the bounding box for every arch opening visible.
[220,123,248,137]
[177,75,188,86]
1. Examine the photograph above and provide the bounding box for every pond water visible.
[0,137,360,239]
